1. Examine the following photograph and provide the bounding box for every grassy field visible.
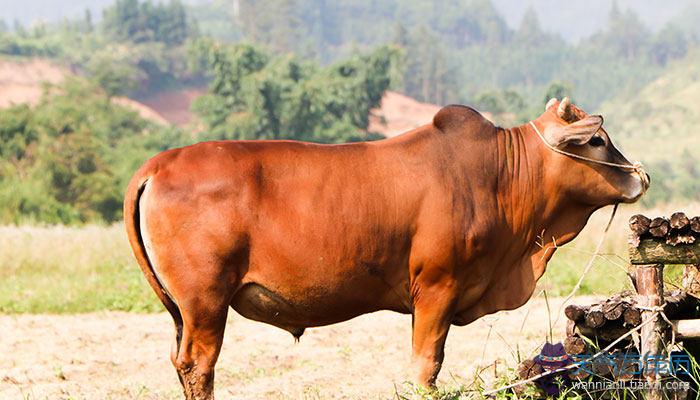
[0,224,161,313]
[1,203,698,314]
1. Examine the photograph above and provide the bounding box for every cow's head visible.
[535,97,649,206]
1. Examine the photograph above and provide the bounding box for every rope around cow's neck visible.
[528,121,647,182]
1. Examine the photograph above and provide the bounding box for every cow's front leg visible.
[410,282,458,387]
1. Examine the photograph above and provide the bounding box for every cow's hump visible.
[432,104,494,135]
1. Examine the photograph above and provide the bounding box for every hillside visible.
[0,57,449,137]
[600,51,700,203]
[602,52,700,162]
[0,58,67,107]
[492,0,692,41]
[368,92,441,137]
[0,57,168,124]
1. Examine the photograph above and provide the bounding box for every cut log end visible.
[602,299,627,321]
[564,304,587,322]
[670,212,690,231]
[649,217,670,238]
[629,214,651,236]
[564,335,586,355]
[623,307,642,326]
[691,217,700,234]
[517,358,543,380]
[585,307,606,328]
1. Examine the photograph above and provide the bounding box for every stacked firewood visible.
[564,291,698,348]
[516,290,699,384]
[513,212,700,392]
[629,212,700,247]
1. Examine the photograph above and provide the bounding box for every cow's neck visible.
[500,121,596,247]
[483,121,597,308]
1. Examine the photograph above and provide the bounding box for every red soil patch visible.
[369,91,494,137]
[0,57,169,125]
[0,58,68,107]
[112,97,169,125]
[368,91,442,137]
[138,86,207,127]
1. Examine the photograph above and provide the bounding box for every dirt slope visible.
[369,91,494,137]
[0,58,68,107]
[112,96,169,125]
[138,87,207,127]
[368,91,442,137]
[0,57,168,125]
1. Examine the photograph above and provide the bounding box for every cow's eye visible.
[589,135,605,147]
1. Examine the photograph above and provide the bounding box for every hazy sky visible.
[493,0,694,42]
[0,0,693,42]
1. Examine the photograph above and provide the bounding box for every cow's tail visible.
[123,169,182,327]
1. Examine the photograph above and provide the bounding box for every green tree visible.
[84,8,94,33]
[87,48,145,96]
[0,78,189,224]
[651,26,689,65]
[598,1,650,61]
[102,0,195,45]
[193,41,399,142]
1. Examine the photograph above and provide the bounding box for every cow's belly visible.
[231,282,313,336]
[231,282,380,334]
[231,264,410,334]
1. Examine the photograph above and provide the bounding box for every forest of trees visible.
[191,0,698,110]
[4,0,695,109]
[0,0,699,223]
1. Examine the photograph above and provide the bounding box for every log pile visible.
[564,290,699,349]
[510,214,700,396]
[515,290,700,394]
[629,212,700,247]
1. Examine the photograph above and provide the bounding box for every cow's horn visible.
[545,98,557,111]
[557,97,571,119]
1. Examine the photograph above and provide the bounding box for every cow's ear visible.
[545,97,557,111]
[544,115,603,148]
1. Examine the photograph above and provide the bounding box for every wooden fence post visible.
[636,264,665,400]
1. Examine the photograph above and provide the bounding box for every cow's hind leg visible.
[171,320,184,386]
[174,296,229,400]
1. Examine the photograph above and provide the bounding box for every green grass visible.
[0,224,161,313]
[0,203,698,313]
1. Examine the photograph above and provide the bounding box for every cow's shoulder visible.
[432,104,494,135]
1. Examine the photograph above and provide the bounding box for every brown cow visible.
[124,98,648,399]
